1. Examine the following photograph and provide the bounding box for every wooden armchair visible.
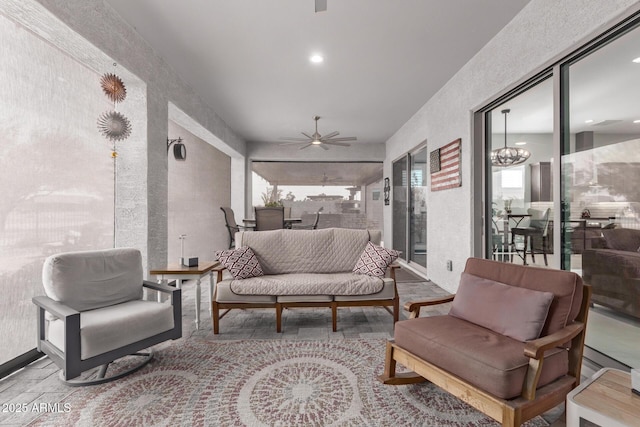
[379,258,591,427]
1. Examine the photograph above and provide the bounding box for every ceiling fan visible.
[320,172,342,186]
[279,116,356,150]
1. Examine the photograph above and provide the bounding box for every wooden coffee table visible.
[566,367,640,427]
[150,261,219,330]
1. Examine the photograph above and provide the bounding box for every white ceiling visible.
[104,0,531,146]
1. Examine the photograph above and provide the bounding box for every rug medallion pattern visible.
[30,339,548,426]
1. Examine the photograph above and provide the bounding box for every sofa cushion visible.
[394,315,568,400]
[602,228,640,252]
[227,272,384,296]
[215,246,264,279]
[42,248,143,312]
[353,242,400,277]
[463,258,583,336]
[235,228,381,275]
[449,273,554,341]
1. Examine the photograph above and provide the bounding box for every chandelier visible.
[490,109,530,167]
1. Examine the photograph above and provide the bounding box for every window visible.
[0,14,114,370]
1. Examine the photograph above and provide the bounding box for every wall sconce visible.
[167,137,186,160]
[383,177,390,205]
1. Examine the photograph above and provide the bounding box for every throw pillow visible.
[215,246,264,280]
[353,241,399,277]
[449,272,554,342]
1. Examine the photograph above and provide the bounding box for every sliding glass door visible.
[392,146,428,269]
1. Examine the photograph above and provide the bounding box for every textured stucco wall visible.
[167,121,231,262]
[385,0,640,292]
[2,0,247,274]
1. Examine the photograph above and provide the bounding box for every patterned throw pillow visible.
[353,241,400,277]
[215,246,264,280]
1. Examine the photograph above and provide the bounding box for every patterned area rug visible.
[30,339,549,426]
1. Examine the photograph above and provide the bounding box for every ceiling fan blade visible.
[319,144,330,150]
[322,141,351,147]
[322,131,339,139]
[299,143,313,150]
[324,137,357,142]
[315,0,327,12]
[301,132,313,139]
[279,137,311,142]
[279,141,309,146]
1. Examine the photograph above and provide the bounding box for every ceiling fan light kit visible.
[279,116,356,150]
[490,109,531,167]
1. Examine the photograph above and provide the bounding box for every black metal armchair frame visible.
[33,281,181,386]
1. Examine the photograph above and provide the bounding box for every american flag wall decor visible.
[430,138,461,191]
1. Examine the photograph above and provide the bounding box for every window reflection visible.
[563,24,640,368]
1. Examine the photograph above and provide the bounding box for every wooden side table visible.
[150,261,218,330]
[566,368,640,427]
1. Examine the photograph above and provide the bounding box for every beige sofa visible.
[212,228,399,334]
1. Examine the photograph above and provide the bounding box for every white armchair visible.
[33,248,182,386]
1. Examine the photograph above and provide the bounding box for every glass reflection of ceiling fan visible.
[320,172,342,186]
[279,116,356,150]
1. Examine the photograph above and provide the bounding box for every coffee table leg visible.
[195,276,201,329]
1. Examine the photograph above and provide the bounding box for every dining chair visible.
[511,208,551,265]
[291,211,321,230]
[254,206,285,231]
[220,207,253,249]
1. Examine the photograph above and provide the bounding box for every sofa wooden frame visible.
[211,264,400,334]
[378,285,591,427]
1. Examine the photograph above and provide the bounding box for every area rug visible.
[30,339,549,426]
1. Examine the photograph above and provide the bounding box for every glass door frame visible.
[392,142,428,272]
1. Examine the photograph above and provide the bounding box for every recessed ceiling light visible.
[310,54,324,64]
[585,119,593,124]
[634,119,640,123]
[633,57,640,63]
[514,141,527,146]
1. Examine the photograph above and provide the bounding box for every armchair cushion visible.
[353,242,400,277]
[48,300,175,360]
[449,273,554,341]
[394,315,568,399]
[42,248,143,312]
[215,246,264,279]
[463,258,583,337]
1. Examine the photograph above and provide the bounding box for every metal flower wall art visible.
[97,64,132,155]
[100,73,127,103]
[97,110,132,142]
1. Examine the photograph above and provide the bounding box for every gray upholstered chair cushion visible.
[48,300,174,360]
[42,248,143,311]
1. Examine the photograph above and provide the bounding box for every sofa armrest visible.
[388,263,401,281]
[404,294,455,318]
